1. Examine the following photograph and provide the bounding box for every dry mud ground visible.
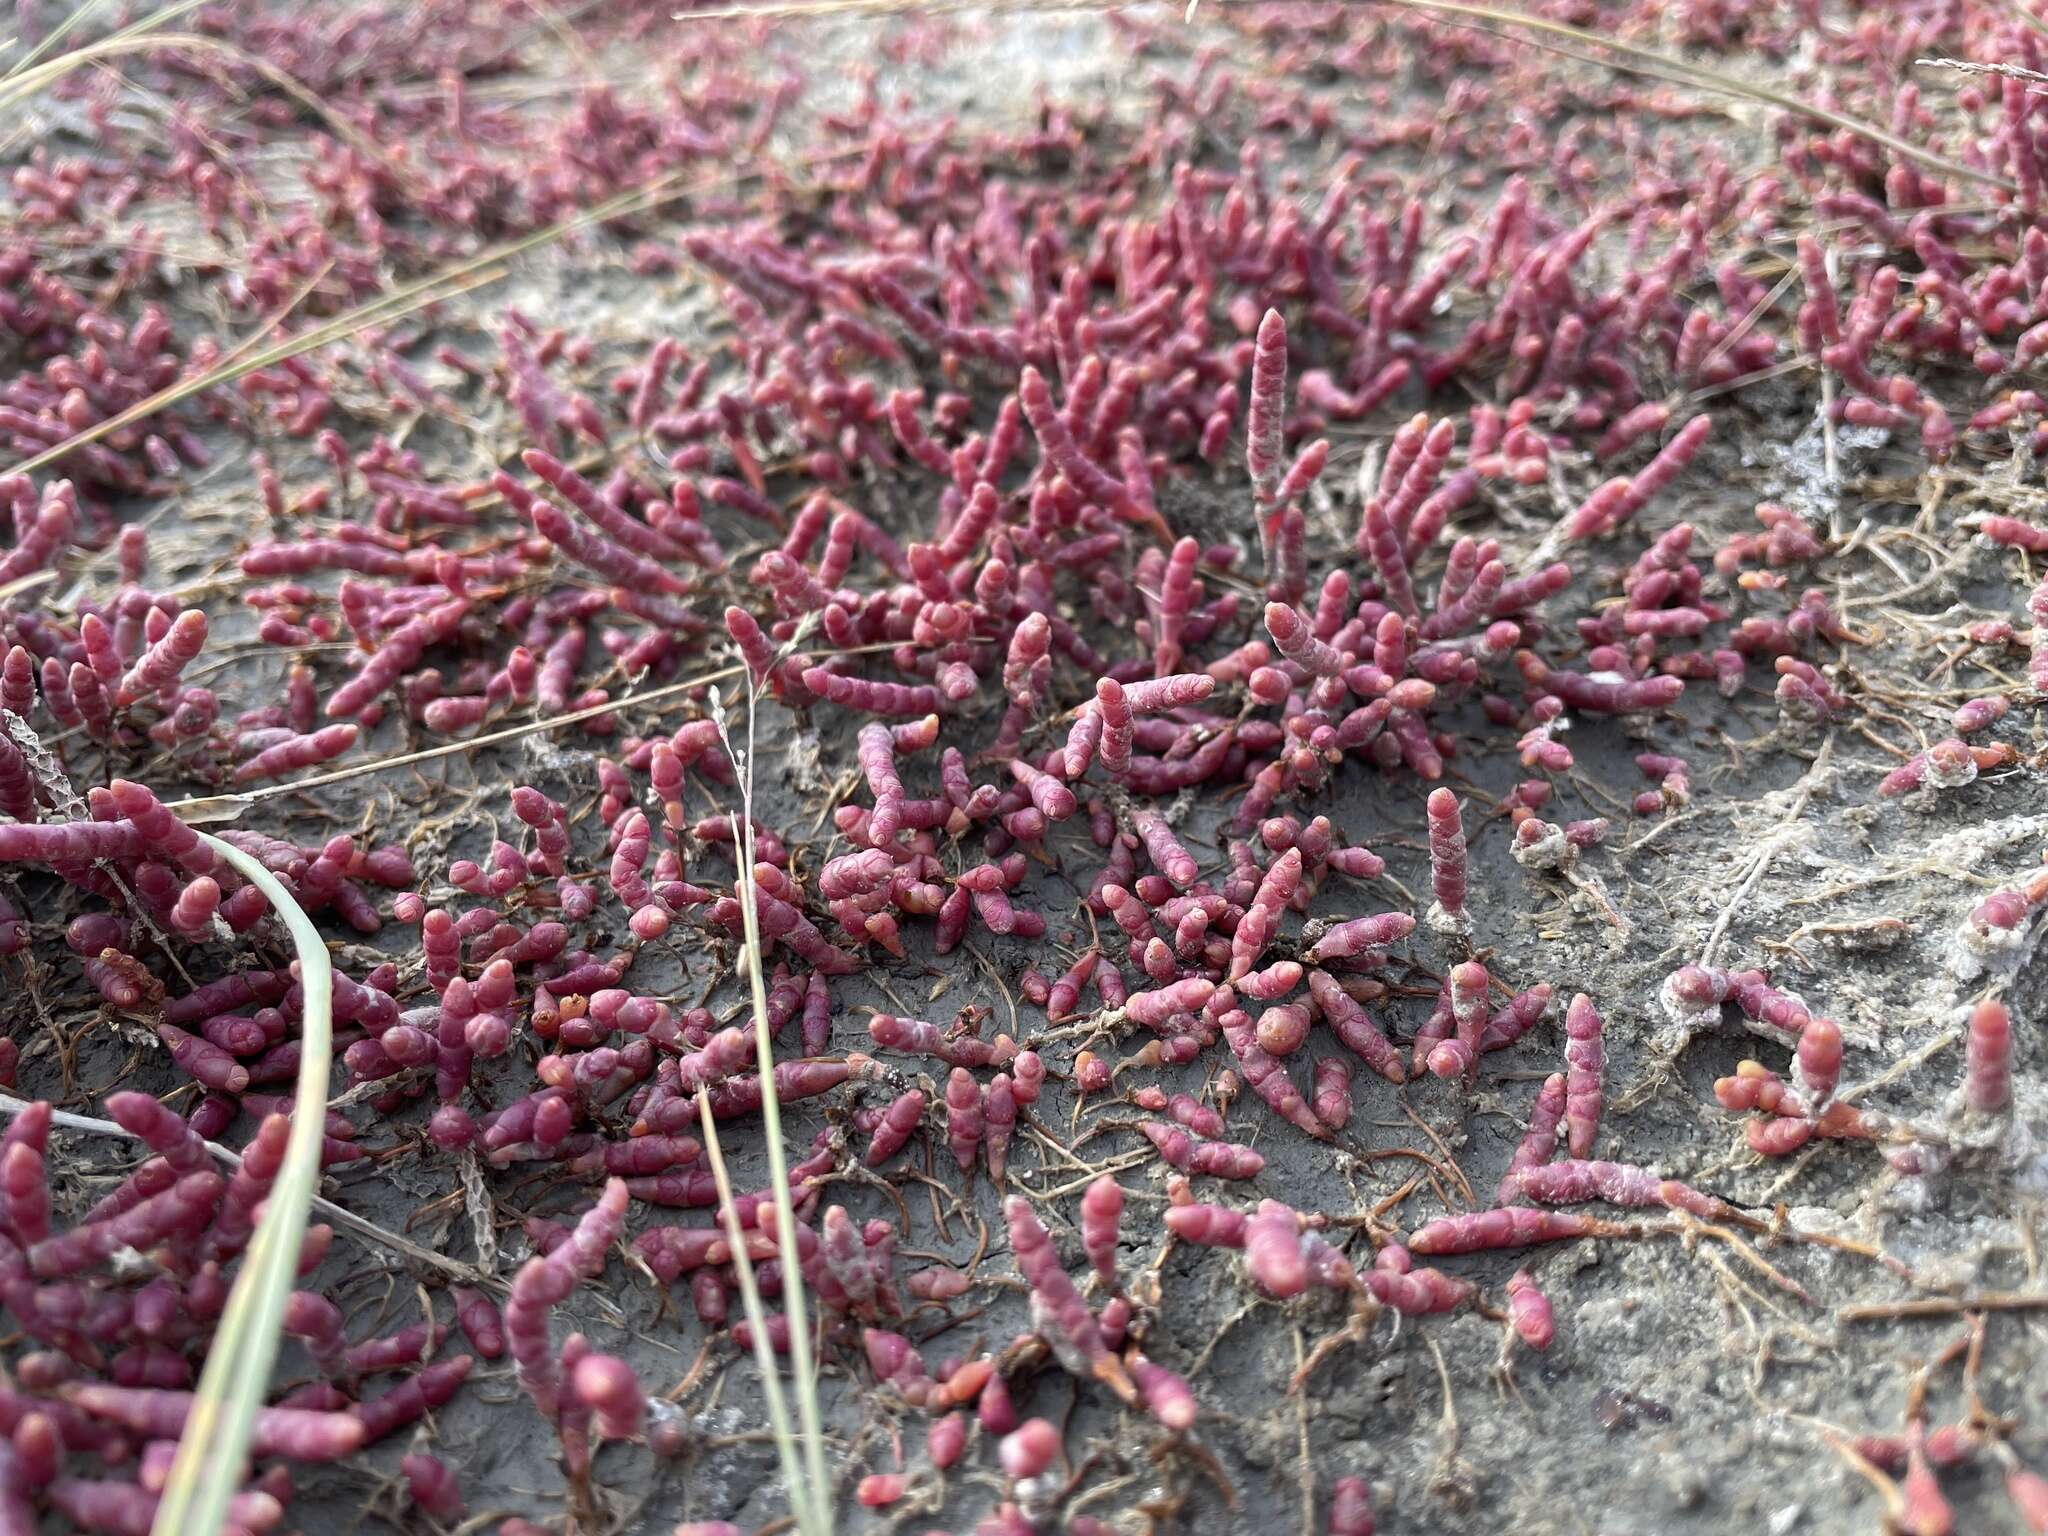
[7,4,2048,1535]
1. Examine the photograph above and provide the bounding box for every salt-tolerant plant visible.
[0,0,2044,1526]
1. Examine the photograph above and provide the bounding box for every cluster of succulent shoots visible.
[1,0,2046,1529]
[1699,995,2025,1176]
[0,1093,473,1530]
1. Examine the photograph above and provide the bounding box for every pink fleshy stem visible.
[1301,912,1415,965]
[1424,787,1467,931]
[1514,1159,1760,1229]
[1328,1475,1375,1536]
[1313,1056,1352,1131]
[115,609,207,707]
[510,479,690,596]
[1228,847,1301,983]
[1504,1269,1555,1351]
[504,1179,628,1419]
[59,1383,366,1461]
[1140,1119,1265,1179]
[1018,366,1132,520]
[1244,1199,1312,1298]
[1964,999,2012,1115]
[232,724,358,784]
[326,598,469,719]
[1363,1262,1473,1315]
[1498,1072,1566,1205]
[1220,1014,1328,1142]
[1427,961,1489,1084]
[1080,1174,1124,1291]
[1409,1212,1613,1269]
[1562,993,1605,1159]
[800,668,944,719]
[1095,677,1133,777]
[1307,970,1404,1084]
[1358,497,1419,617]
[1130,810,1198,889]
[1264,601,1343,677]
[28,1171,223,1277]
[1163,1198,1250,1247]
[856,723,907,845]
[1245,309,1289,505]
[1274,438,1330,508]
[1006,1196,1134,1402]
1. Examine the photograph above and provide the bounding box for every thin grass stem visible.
[674,0,2010,190]
[1,0,204,82]
[727,680,833,1528]
[1,139,866,482]
[694,1089,823,1533]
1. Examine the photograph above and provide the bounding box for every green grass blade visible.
[150,835,333,1536]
